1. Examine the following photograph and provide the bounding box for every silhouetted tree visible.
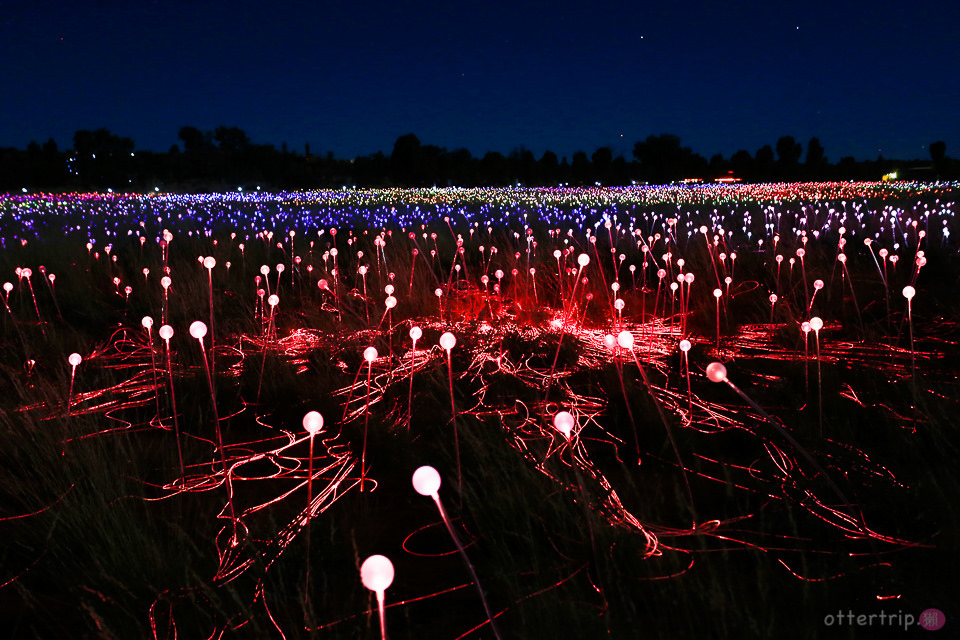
[178,126,207,152]
[591,146,613,185]
[570,151,590,185]
[632,134,705,183]
[805,137,826,179]
[391,133,423,185]
[930,140,947,177]
[776,136,802,178]
[754,145,775,181]
[213,126,250,153]
[538,150,559,184]
[730,149,753,180]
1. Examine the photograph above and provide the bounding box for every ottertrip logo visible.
[823,608,945,631]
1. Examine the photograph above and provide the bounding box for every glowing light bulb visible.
[302,411,324,435]
[553,410,575,438]
[705,362,727,383]
[360,555,395,593]
[364,346,378,362]
[189,321,207,340]
[412,465,441,496]
[409,326,422,341]
[577,253,590,267]
[385,296,397,309]
[203,256,216,269]
[141,316,153,330]
[813,279,824,290]
[679,339,691,352]
[903,285,915,300]
[617,330,634,349]
[268,294,279,307]
[159,325,173,340]
[439,332,456,351]
[68,353,82,367]
[810,317,823,331]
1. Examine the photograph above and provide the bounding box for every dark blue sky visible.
[2,0,957,162]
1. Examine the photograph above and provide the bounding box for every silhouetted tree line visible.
[1,127,956,192]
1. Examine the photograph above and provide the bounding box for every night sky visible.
[2,0,958,162]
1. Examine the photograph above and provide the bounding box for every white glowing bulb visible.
[203,256,216,269]
[68,353,82,367]
[810,317,823,331]
[363,346,378,362]
[902,285,915,300]
[439,332,456,351]
[705,362,727,383]
[577,253,590,267]
[268,294,279,307]
[360,555,395,592]
[385,296,397,309]
[617,330,634,349]
[189,321,207,340]
[302,411,324,435]
[161,276,171,289]
[412,465,441,496]
[141,316,153,330]
[159,325,173,340]
[409,326,422,341]
[553,410,575,438]
[679,339,691,352]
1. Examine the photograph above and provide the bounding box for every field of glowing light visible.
[0,182,958,639]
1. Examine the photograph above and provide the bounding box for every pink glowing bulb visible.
[363,346,378,362]
[268,294,279,307]
[318,279,329,290]
[68,353,82,367]
[577,253,590,267]
[434,288,443,298]
[617,330,634,349]
[903,285,916,300]
[713,288,722,299]
[412,465,441,496]
[810,317,823,331]
[409,326,422,341]
[385,284,394,295]
[813,279,824,290]
[302,411,324,435]
[189,321,207,340]
[439,332,456,351]
[553,411,575,438]
[614,298,625,311]
[679,339,691,352]
[603,334,616,350]
[838,253,847,263]
[203,256,216,269]
[769,293,778,304]
[801,321,812,334]
[385,296,397,309]
[684,272,695,284]
[260,265,270,275]
[141,316,153,330]
[159,325,173,340]
[161,276,171,289]
[705,362,727,383]
[360,555,395,593]
[2,282,11,293]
